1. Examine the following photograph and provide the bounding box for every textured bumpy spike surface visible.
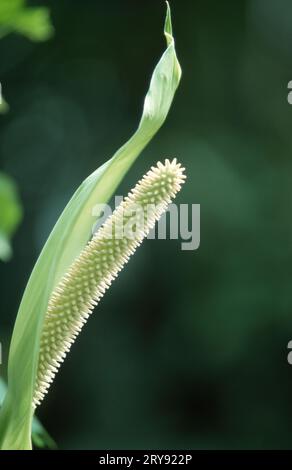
[33,159,186,407]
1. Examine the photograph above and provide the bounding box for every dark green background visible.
[1,0,292,449]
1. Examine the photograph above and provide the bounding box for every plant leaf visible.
[0,378,56,449]
[0,2,181,450]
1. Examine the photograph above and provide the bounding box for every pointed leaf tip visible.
[164,1,173,46]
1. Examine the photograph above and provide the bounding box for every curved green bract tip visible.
[164,1,173,44]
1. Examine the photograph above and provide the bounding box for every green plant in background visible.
[0,94,8,114]
[0,0,53,258]
[0,0,53,41]
[0,3,182,450]
[0,0,53,111]
[0,172,22,262]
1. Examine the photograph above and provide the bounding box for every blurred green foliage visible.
[0,97,9,114]
[0,0,53,261]
[0,172,22,261]
[1,0,292,450]
[0,0,53,41]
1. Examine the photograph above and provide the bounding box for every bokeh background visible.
[1,0,292,449]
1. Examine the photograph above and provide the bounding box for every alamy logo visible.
[92,198,200,251]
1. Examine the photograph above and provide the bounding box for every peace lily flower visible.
[0,2,182,449]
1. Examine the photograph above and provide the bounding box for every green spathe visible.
[0,3,181,450]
